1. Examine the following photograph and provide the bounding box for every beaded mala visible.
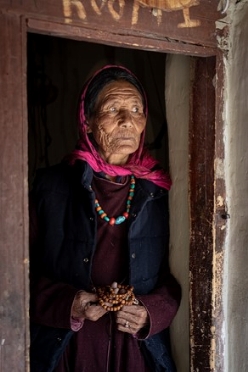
[94,175,135,226]
[96,282,138,312]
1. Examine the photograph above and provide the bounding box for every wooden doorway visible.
[0,3,225,370]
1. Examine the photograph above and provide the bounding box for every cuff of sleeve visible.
[136,292,178,337]
[70,316,84,332]
[133,297,151,340]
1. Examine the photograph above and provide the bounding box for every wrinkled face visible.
[86,80,146,165]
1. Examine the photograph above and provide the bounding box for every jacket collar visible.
[73,160,167,199]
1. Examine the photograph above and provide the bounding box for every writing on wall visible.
[63,0,201,27]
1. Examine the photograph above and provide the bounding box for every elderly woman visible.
[30,65,181,372]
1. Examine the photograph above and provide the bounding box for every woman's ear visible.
[85,118,92,133]
[86,125,92,134]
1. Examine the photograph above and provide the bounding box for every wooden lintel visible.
[26,17,218,57]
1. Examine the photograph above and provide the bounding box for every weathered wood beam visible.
[27,17,217,57]
[0,12,29,372]
[189,56,216,371]
[0,0,224,48]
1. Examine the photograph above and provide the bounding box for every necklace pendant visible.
[115,216,126,225]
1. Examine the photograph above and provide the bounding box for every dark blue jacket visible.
[30,161,180,372]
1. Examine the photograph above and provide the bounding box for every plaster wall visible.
[223,1,248,370]
[165,54,190,372]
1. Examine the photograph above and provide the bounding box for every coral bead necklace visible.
[94,175,135,226]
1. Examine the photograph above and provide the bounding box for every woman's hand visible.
[116,304,149,335]
[71,290,107,322]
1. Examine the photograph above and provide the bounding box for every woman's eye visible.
[109,107,117,112]
[132,106,139,113]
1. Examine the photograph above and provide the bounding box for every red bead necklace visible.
[94,175,135,226]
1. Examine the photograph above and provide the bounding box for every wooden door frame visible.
[189,55,226,371]
[0,8,226,371]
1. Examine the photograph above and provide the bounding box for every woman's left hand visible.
[116,304,149,334]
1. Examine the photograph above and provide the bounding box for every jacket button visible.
[131,253,136,259]
[83,258,89,263]
[131,213,136,218]
[150,193,154,197]
[89,217,94,221]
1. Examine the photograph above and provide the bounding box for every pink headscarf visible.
[68,65,171,190]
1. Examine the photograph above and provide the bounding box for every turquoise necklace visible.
[95,175,136,226]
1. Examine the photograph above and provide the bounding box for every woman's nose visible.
[118,109,133,127]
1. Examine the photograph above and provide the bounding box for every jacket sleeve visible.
[137,272,181,338]
[30,277,79,329]
[29,194,78,329]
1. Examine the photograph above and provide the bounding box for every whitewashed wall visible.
[221,1,248,371]
[166,54,191,372]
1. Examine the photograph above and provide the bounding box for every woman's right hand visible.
[71,290,107,322]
